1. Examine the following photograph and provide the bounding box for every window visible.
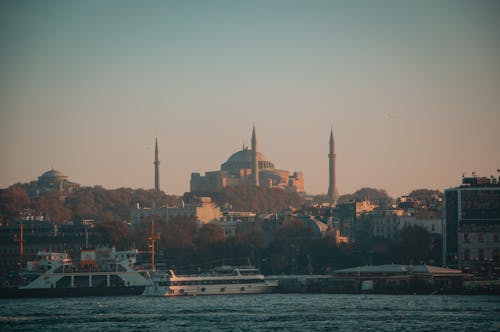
[494,234,499,243]
[478,233,484,243]
[463,233,468,242]
[464,249,470,261]
[478,249,484,261]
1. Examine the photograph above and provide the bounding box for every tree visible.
[408,188,442,200]
[0,186,30,220]
[157,217,197,251]
[338,187,392,205]
[396,225,432,264]
[197,224,225,247]
[92,219,130,248]
[194,185,303,213]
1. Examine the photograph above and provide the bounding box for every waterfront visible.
[1,294,498,331]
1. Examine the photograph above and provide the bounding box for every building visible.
[33,169,80,197]
[367,208,406,240]
[333,264,465,294]
[369,211,442,240]
[0,220,89,274]
[443,175,500,274]
[333,200,378,243]
[211,219,238,238]
[190,126,304,193]
[130,196,222,225]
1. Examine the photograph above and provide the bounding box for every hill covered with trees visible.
[0,185,178,224]
[192,185,304,213]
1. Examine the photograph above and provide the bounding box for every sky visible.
[1,0,499,197]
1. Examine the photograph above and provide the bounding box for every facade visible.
[333,200,378,243]
[443,175,500,274]
[130,197,222,225]
[190,126,304,193]
[369,211,442,240]
[211,219,238,238]
[0,221,88,275]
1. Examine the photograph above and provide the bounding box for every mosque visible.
[190,126,305,193]
[34,169,80,196]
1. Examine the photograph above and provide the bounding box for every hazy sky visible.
[1,0,499,197]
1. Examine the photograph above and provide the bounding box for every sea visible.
[0,294,499,331]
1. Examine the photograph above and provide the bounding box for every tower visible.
[251,124,259,186]
[327,129,339,202]
[154,137,160,192]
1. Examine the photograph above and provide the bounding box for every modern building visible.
[190,126,304,193]
[443,175,500,274]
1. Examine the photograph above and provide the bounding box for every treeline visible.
[0,185,177,224]
[192,185,304,213]
[94,217,440,275]
[110,217,359,275]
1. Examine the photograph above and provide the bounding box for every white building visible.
[131,197,222,225]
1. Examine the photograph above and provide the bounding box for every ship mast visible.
[149,219,160,272]
[19,221,24,273]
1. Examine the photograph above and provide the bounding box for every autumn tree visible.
[338,187,392,205]
[92,219,130,248]
[0,186,30,220]
[193,185,303,213]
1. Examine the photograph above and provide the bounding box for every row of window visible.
[168,279,264,286]
[463,233,499,243]
[463,248,500,261]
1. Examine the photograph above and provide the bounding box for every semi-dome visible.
[221,149,275,172]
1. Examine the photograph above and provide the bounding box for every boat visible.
[0,247,151,298]
[143,265,278,296]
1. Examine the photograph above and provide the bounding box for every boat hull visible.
[0,286,146,298]
[143,282,277,297]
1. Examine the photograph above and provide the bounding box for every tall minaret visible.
[327,129,339,202]
[251,124,259,186]
[154,137,160,192]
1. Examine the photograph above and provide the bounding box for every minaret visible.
[251,124,259,186]
[154,137,160,192]
[327,129,339,202]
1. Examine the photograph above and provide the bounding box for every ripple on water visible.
[0,294,499,331]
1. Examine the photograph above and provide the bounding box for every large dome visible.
[226,150,268,163]
[39,169,68,180]
[221,149,275,172]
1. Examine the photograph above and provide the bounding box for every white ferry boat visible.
[1,247,151,298]
[143,266,278,296]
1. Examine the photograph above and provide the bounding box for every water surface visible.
[1,294,498,331]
